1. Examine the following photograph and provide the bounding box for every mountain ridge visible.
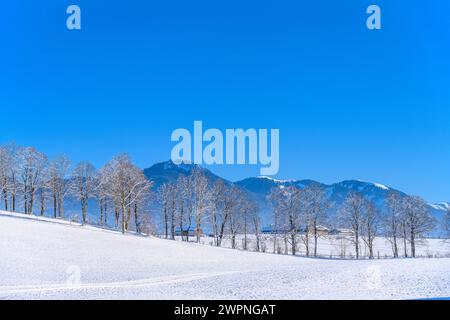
[144,160,447,210]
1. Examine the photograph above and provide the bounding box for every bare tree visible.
[268,187,284,254]
[303,185,330,257]
[158,183,171,239]
[210,180,226,246]
[339,192,365,259]
[0,143,21,212]
[133,187,153,234]
[17,147,48,215]
[38,185,46,215]
[47,155,71,218]
[7,144,19,212]
[399,211,409,258]
[240,196,258,251]
[0,145,11,211]
[190,168,212,243]
[73,161,96,225]
[402,196,435,258]
[252,208,262,252]
[210,181,238,247]
[99,154,152,234]
[96,177,110,226]
[227,187,247,249]
[158,183,177,239]
[176,175,193,242]
[38,164,50,216]
[385,192,402,258]
[269,186,302,256]
[361,201,379,259]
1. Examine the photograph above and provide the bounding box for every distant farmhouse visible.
[175,226,203,238]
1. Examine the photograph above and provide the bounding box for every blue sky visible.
[1,1,450,202]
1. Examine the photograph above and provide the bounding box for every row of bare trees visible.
[268,185,330,257]
[267,185,438,259]
[0,143,153,234]
[156,172,442,259]
[336,192,436,259]
[338,192,381,259]
[157,168,260,249]
[384,193,436,258]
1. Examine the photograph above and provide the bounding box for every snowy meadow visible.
[1,211,450,300]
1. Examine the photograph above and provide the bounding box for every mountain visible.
[144,161,448,236]
[143,160,227,190]
[236,176,322,195]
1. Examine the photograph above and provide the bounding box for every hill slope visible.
[1,211,449,300]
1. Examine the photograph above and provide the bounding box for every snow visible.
[257,176,293,184]
[212,234,450,258]
[430,202,450,211]
[1,211,450,300]
[353,180,390,191]
[373,183,390,190]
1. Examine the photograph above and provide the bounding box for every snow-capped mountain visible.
[143,160,227,189]
[430,202,450,212]
[236,176,321,195]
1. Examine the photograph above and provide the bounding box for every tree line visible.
[158,169,447,259]
[158,168,260,250]
[1,142,448,259]
[0,143,152,234]
[267,186,439,259]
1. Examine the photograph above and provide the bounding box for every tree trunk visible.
[58,196,63,218]
[368,236,374,259]
[410,228,416,258]
[134,203,139,234]
[195,216,201,243]
[104,202,108,226]
[29,188,35,215]
[114,207,119,229]
[121,203,126,234]
[403,226,408,258]
[12,192,16,212]
[170,207,175,240]
[393,233,398,258]
[2,188,8,211]
[163,207,168,239]
[313,222,318,257]
[243,218,248,251]
[284,236,288,255]
[53,193,57,218]
[40,190,45,216]
[304,233,310,257]
[291,233,296,255]
[99,198,104,226]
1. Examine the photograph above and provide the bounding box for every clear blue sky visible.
[1,1,449,202]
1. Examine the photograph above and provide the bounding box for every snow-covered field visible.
[1,210,450,300]
[199,234,450,259]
